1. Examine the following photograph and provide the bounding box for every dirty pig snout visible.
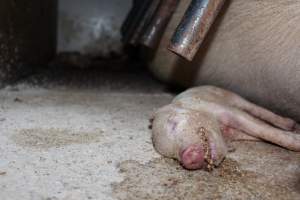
[180,144,205,170]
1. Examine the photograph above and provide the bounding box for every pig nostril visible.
[180,144,205,170]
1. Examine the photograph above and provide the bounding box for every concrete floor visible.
[0,66,300,200]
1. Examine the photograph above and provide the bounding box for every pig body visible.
[147,0,300,121]
[152,86,300,170]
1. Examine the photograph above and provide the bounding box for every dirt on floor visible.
[113,142,300,200]
[12,128,104,149]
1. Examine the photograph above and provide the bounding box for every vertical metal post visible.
[129,0,161,46]
[168,0,226,61]
[121,0,152,45]
[140,0,179,49]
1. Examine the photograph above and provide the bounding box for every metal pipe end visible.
[168,40,198,61]
[168,0,226,61]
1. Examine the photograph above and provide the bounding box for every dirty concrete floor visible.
[0,66,300,200]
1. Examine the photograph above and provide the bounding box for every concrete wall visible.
[58,0,131,56]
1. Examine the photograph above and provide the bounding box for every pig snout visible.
[180,144,205,170]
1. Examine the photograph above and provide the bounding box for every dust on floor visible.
[113,142,300,200]
[0,68,299,200]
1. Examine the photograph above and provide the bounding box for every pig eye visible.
[167,118,179,134]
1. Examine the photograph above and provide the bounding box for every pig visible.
[146,0,300,121]
[151,86,300,170]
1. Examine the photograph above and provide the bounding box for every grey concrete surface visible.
[0,67,299,200]
[58,0,131,56]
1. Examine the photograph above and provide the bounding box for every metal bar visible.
[140,0,179,49]
[121,0,141,36]
[168,0,226,61]
[121,0,152,44]
[129,0,161,46]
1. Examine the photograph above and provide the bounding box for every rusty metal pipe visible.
[121,0,152,44]
[129,0,161,46]
[168,0,226,61]
[140,0,179,49]
[121,0,141,36]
